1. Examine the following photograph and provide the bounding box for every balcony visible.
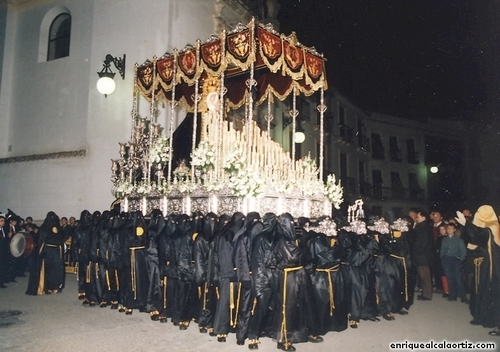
[341,176,357,195]
[408,151,419,164]
[371,186,425,201]
[357,134,370,152]
[389,148,402,162]
[359,181,372,197]
[338,124,354,144]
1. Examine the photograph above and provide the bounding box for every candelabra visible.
[111,116,154,186]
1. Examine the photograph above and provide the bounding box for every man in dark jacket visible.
[411,211,434,300]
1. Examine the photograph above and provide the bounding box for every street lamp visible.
[97,54,126,97]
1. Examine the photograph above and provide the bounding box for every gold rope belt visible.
[390,254,409,302]
[280,266,303,346]
[105,251,111,290]
[114,269,119,290]
[86,264,91,283]
[105,269,110,290]
[37,259,46,295]
[203,282,208,311]
[473,257,484,294]
[251,297,257,315]
[230,282,243,328]
[163,277,168,309]
[316,264,339,316]
[129,246,145,300]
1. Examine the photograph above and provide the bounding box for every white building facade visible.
[0,0,279,220]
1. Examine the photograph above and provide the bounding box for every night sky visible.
[276,0,500,122]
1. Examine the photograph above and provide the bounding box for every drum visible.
[10,231,35,258]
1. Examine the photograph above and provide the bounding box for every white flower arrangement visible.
[204,181,223,193]
[191,140,216,171]
[228,167,264,199]
[136,181,152,196]
[297,154,323,197]
[223,147,246,174]
[274,178,297,196]
[114,180,134,198]
[148,135,171,165]
[154,179,172,195]
[301,178,325,197]
[324,173,344,209]
[176,179,196,194]
[301,154,319,179]
[222,148,262,198]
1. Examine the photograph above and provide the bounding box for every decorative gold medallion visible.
[52,227,58,234]
[136,227,144,236]
[393,231,402,238]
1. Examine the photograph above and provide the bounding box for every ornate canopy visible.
[135,21,327,112]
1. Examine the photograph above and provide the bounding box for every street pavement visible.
[0,274,498,352]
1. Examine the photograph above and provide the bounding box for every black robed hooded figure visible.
[369,225,399,321]
[157,214,178,322]
[188,211,205,323]
[274,213,322,351]
[122,211,149,314]
[96,211,116,308]
[106,212,124,310]
[72,210,93,301]
[208,214,231,289]
[459,206,500,336]
[305,229,348,334]
[338,220,379,328]
[213,211,246,342]
[232,211,263,346]
[374,223,413,320]
[28,211,64,295]
[84,210,103,306]
[145,209,165,320]
[113,211,131,312]
[172,213,196,328]
[193,212,217,333]
[247,212,280,349]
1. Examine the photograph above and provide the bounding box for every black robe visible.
[193,212,218,329]
[157,214,178,319]
[461,221,500,328]
[306,231,348,334]
[248,213,280,341]
[122,211,149,311]
[72,210,93,297]
[273,213,317,345]
[339,229,378,321]
[382,230,413,312]
[145,210,165,314]
[213,212,245,335]
[375,232,403,315]
[85,211,103,304]
[107,215,125,307]
[232,212,263,342]
[173,214,197,325]
[26,212,64,295]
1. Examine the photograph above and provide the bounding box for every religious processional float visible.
[111,19,343,218]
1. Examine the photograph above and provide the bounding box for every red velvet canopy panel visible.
[135,21,328,112]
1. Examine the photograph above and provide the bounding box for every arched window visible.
[47,13,71,61]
